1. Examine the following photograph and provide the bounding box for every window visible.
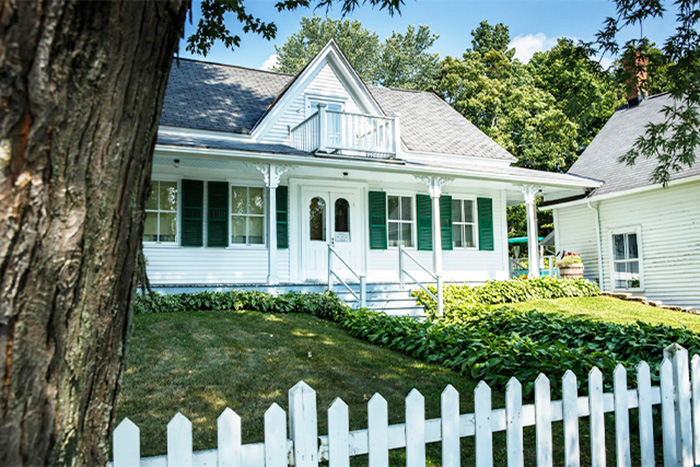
[143,180,177,243]
[309,197,326,241]
[387,195,413,247]
[452,199,477,248]
[307,98,344,146]
[612,232,641,289]
[231,186,264,245]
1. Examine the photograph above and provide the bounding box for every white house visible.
[145,41,598,310]
[546,92,700,309]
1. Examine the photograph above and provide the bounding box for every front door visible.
[302,187,362,281]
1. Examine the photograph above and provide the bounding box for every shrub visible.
[413,277,600,315]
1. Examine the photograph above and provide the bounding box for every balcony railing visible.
[290,104,399,159]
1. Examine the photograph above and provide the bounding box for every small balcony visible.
[290,104,399,159]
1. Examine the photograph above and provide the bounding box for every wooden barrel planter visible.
[559,263,584,279]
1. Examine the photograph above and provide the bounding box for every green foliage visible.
[528,38,622,151]
[273,16,439,90]
[430,52,580,172]
[413,277,600,315]
[133,290,348,321]
[558,254,583,267]
[468,20,515,59]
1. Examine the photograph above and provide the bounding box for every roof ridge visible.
[173,56,295,77]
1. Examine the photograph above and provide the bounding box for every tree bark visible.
[0,1,188,464]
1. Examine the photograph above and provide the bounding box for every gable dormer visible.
[255,40,400,159]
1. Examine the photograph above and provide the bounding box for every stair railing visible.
[398,245,443,315]
[328,244,366,308]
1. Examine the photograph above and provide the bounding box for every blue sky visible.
[178,0,678,70]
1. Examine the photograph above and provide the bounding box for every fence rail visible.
[113,343,698,466]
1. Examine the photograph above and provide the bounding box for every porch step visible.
[335,283,427,317]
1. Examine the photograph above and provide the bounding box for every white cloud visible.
[508,33,558,63]
[260,54,279,71]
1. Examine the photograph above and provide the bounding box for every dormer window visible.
[305,96,344,117]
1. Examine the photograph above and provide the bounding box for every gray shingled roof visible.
[160,58,516,162]
[568,93,700,196]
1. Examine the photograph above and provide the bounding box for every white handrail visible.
[328,245,366,308]
[398,245,443,315]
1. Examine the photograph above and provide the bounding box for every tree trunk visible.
[0,1,188,464]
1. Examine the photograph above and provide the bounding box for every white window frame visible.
[609,226,644,292]
[304,94,346,118]
[452,197,478,249]
[386,193,416,249]
[143,178,180,246]
[229,183,267,248]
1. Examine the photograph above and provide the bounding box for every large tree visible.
[274,16,440,90]
[0,1,401,464]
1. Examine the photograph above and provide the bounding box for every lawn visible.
[115,305,670,465]
[502,295,700,332]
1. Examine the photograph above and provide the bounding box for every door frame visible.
[289,178,367,283]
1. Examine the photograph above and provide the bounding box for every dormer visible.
[254,40,401,159]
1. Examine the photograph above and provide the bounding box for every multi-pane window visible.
[612,232,641,289]
[143,180,177,243]
[231,186,264,245]
[452,199,476,248]
[387,195,413,247]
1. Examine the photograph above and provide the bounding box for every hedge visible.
[413,277,600,315]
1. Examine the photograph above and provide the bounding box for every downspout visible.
[587,201,605,291]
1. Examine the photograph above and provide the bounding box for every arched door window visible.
[335,198,350,241]
[309,197,326,241]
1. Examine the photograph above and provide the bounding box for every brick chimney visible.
[625,52,648,107]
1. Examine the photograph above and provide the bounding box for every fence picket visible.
[441,385,460,467]
[113,418,139,467]
[637,361,655,467]
[535,374,553,467]
[167,413,193,467]
[217,408,241,467]
[666,343,693,466]
[588,367,606,467]
[562,370,580,467]
[406,389,426,467]
[613,364,632,467]
[505,377,523,467]
[692,354,700,464]
[475,381,493,467]
[368,393,389,467]
[661,357,678,466]
[289,381,318,467]
[328,398,350,467]
[264,403,287,467]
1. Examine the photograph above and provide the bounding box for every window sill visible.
[143,243,180,248]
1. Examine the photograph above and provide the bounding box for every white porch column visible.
[252,164,291,285]
[415,176,453,275]
[522,185,541,278]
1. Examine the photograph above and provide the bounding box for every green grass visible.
[502,296,700,332]
[116,302,681,464]
[117,310,484,464]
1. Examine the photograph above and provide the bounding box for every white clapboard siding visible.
[554,181,700,307]
[113,345,698,467]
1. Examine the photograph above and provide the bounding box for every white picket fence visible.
[112,343,700,466]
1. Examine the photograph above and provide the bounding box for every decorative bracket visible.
[518,184,542,205]
[415,175,454,198]
[248,163,295,188]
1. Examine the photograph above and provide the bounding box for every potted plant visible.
[557,252,584,279]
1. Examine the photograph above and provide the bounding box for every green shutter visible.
[276,186,288,249]
[207,181,228,247]
[440,195,453,251]
[477,197,494,251]
[368,191,387,250]
[181,179,203,247]
[416,194,432,251]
